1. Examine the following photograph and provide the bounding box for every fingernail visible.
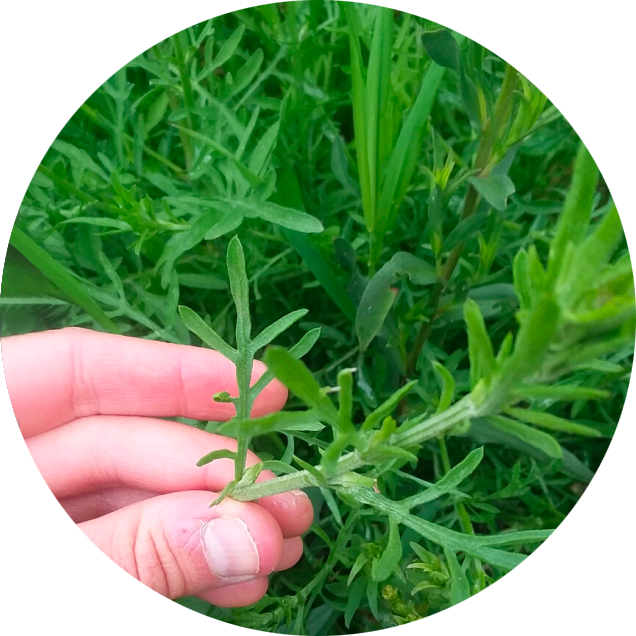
[202,517,260,580]
[291,489,309,502]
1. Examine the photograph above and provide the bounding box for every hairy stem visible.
[231,396,480,501]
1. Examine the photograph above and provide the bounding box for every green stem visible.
[231,397,479,501]
[405,65,519,377]
[234,350,254,482]
[437,435,451,474]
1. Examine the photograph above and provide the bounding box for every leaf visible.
[211,24,245,71]
[272,168,356,320]
[213,198,323,233]
[356,252,437,350]
[159,207,243,287]
[364,6,393,226]
[146,90,169,132]
[293,455,327,486]
[402,447,484,508]
[178,272,228,291]
[516,384,610,401]
[9,227,118,333]
[305,605,338,636]
[513,249,532,311]
[444,549,471,606]
[320,487,343,527]
[353,487,542,571]
[227,236,252,349]
[264,347,340,426]
[250,309,309,351]
[421,28,461,72]
[432,362,455,413]
[468,173,516,211]
[172,125,262,187]
[345,577,366,628]
[464,299,497,388]
[290,328,322,359]
[217,409,323,438]
[362,381,417,431]
[57,217,133,231]
[178,305,237,362]
[499,294,560,389]
[225,49,265,100]
[196,449,238,467]
[486,416,563,460]
[468,418,594,482]
[52,139,109,183]
[322,433,356,476]
[236,463,264,489]
[260,460,297,475]
[443,213,488,251]
[560,203,624,303]
[338,369,354,434]
[248,121,280,176]
[370,445,418,463]
[371,517,402,582]
[348,552,370,586]
[373,61,446,261]
[548,142,599,280]
[355,280,396,352]
[343,0,373,231]
[249,328,322,399]
[506,407,602,437]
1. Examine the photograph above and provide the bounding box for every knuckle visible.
[129,518,187,599]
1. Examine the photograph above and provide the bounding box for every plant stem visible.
[234,349,254,481]
[231,396,479,501]
[405,65,519,377]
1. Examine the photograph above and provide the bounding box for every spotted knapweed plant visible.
[180,144,633,624]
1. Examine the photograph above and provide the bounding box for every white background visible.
[0,1,634,634]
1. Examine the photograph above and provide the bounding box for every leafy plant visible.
[180,235,320,489]
[2,3,633,633]
[177,141,631,624]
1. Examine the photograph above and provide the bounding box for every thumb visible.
[79,490,284,599]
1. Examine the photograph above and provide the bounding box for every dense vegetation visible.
[2,2,633,634]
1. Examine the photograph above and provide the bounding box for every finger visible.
[28,415,314,538]
[80,490,283,599]
[274,537,304,572]
[197,578,269,608]
[60,488,157,523]
[2,327,287,438]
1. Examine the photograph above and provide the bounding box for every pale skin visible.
[2,327,314,607]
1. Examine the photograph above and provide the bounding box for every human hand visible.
[2,327,314,607]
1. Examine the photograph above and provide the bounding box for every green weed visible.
[2,2,633,634]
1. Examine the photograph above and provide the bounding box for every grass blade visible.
[9,227,118,333]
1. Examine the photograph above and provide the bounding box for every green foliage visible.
[2,2,632,633]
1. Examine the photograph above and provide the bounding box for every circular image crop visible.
[1,2,633,634]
